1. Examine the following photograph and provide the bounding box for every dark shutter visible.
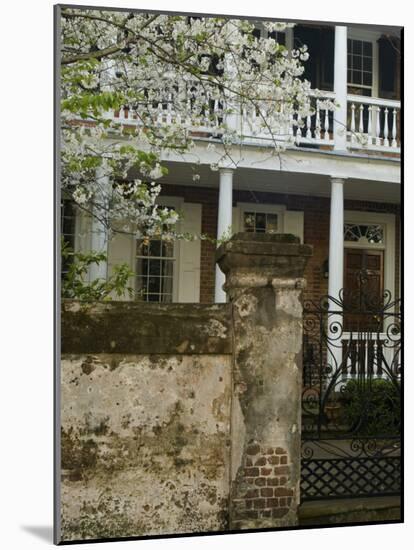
[293,25,334,91]
[378,36,398,99]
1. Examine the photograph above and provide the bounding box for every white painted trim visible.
[130,195,184,303]
[344,210,396,300]
[347,29,382,42]
[347,31,380,97]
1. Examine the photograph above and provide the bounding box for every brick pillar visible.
[216,233,312,530]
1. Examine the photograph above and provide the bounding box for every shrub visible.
[61,239,134,302]
[340,378,400,436]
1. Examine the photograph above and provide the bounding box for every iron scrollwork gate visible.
[300,287,401,501]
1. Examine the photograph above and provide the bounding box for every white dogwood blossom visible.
[60,8,327,240]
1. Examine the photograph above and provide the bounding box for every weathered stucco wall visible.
[60,302,233,541]
[59,234,312,542]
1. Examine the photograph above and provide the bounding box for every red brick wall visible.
[160,184,400,304]
[231,443,294,528]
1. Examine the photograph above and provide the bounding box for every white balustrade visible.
[101,86,401,154]
[347,94,400,152]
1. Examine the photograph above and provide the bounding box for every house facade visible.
[59,18,403,518]
[62,22,402,310]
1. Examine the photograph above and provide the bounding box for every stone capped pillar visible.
[216,233,312,530]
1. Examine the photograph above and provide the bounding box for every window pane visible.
[148,276,161,294]
[160,276,173,295]
[141,258,149,276]
[161,259,173,278]
[353,40,362,55]
[255,213,266,231]
[149,240,161,257]
[362,56,372,73]
[363,41,372,56]
[244,212,255,231]
[149,259,161,276]
[353,55,362,70]
[352,70,362,85]
[363,72,372,86]
[162,241,174,258]
[266,214,278,232]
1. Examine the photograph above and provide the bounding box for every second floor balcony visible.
[106,23,402,158]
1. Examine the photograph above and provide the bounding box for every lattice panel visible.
[301,457,401,501]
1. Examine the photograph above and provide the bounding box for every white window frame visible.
[347,29,381,98]
[134,196,183,303]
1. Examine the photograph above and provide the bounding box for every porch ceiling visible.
[152,162,401,205]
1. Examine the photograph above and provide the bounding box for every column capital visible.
[330,175,348,184]
[218,165,236,174]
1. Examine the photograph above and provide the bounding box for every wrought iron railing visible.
[300,288,401,501]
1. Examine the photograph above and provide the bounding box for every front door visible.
[343,248,384,332]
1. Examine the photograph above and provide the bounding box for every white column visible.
[215,169,233,303]
[328,177,345,299]
[224,52,239,135]
[285,27,294,53]
[328,177,345,373]
[89,163,110,281]
[333,26,348,151]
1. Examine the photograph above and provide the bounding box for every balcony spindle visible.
[315,103,321,140]
[359,104,364,134]
[186,97,192,128]
[306,114,312,139]
[296,114,302,144]
[157,101,163,125]
[289,112,294,137]
[383,107,389,147]
[350,103,356,144]
[253,107,259,136]
[367,106,373,145]
[263,107,269,136]
[324,109,330,141]
[204,93,210,127]
[392,108,397,148]
[166,93,172,125]
[376,106,381,146]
